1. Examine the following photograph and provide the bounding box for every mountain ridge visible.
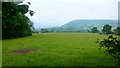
[48,19,118,32]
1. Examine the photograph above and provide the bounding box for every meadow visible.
[0,40,2,67]
[2,32,117,66]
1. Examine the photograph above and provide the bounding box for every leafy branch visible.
[96,35,120,66]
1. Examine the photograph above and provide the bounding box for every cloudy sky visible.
[24,0,119,28]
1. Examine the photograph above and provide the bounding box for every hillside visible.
[48,19,118,32]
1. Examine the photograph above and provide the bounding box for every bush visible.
[113,27,120,35]
[96,35,120,66]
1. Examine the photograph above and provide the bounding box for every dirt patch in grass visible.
[10,49,36,54]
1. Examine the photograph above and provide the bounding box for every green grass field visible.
[0,40,2,67]
[2,32,117,66]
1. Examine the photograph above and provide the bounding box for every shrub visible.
[96,35,120,66]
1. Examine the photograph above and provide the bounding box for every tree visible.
[113,27,120,35]
[91,27,99,33]
[102,24,112,34]
[96,35,120,66]
[41,29,49,33]
[2,2,34,39]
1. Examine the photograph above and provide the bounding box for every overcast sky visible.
[24,0,119,28]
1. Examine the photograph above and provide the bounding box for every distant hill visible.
[48,19,118,32]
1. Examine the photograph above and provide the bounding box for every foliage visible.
[91,27,99,33]
[96,35,120,66]
[102,24,112,34]
[41,29,49,33]
[2,2,34,39]
[32,30,39,33]
[113,27,120,35]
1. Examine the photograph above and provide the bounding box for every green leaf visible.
[18,5,29,14]
[29,10,35,16]
[27,2,31,5]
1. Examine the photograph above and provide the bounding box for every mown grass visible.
[2,32,118,66]
[0,40,2,67]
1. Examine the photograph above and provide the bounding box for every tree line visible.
[91,24,120,35]
[33,24,120,36]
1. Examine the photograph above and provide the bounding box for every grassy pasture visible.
[0,40,2,67]
[2,32,117,66]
